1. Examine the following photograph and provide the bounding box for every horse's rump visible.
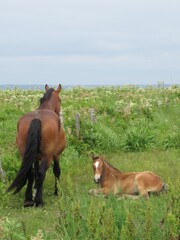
[134,171,164,194]
[17,110,60,156]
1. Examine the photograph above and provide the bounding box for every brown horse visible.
[89,154,167,199]
[7,84,66,207]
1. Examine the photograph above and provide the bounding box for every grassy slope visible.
[0,87,180,239]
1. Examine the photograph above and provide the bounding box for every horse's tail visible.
[7,119,41,194]
[161,183,168,193]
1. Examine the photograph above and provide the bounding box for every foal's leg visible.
[24,166,34,207]
[34,160,48,207]
[136,180,149,198]
[89,187,110,197]
[118,194,140,200]
[53,157,61,196]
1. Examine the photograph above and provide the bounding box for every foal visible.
[89,154,166,199]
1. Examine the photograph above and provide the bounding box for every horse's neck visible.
[103,162,121,178]
[38,101,55,112]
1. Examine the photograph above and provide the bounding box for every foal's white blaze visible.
[94,160,101,182]
[94,161,99,168]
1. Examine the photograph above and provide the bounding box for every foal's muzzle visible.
[94,175,102,184]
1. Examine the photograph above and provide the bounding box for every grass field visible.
[0,86,180,239]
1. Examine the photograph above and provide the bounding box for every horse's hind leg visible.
[34,160,48,207]
[24,166,34,207]
[53,157,61,196]
[33,159,39,197]
[136,182,150,198]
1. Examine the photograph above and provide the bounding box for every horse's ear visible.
[100,155,105,160]
[45,84,49,92]
[90,152,95,160]
[57,84,62,93]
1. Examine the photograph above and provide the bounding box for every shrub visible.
[163,132,180,149]
[121,118,156,151]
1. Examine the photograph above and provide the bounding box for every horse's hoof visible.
[24,201,34,207]
[88,189,96,195]
[117,197,124,201]
[35,201,44,207]
[54,191,58,196]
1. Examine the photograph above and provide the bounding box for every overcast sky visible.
[0,0,180,86]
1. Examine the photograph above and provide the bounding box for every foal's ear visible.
[57,84,62,93]
[100,155,105,160]
[45,84,50,92]
[90,152,95,160]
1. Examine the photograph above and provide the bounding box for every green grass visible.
[0,86,180,239]
[0,150,179,239]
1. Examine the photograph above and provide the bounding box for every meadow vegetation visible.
[0,85,180,239]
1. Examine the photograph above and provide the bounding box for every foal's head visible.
[40,84,62,115]
[91,153,104,183]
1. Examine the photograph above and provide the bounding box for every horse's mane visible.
[40,88,54,104]
[93,155,122,173]
[104,160,123,173]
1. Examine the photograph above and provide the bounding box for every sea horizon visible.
[0,83,179,90]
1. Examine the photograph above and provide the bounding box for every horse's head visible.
[40,84,62,115]
[91,153,104,184]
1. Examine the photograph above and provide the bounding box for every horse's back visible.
[135,171,162,183]
[122,171,162,182]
